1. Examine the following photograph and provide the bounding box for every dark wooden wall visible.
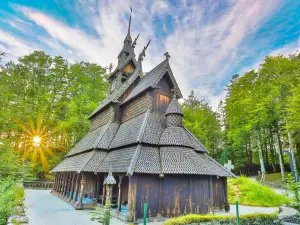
[83,173,96,198]
[135,174,227,219]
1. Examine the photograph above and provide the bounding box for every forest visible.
[0,51,300,182]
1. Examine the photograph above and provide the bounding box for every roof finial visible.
[164,52,171,61]
[132,33,140,48]
[128,7,132,34]
[138,39,151,61]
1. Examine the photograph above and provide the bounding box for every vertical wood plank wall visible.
[135,174,227,219]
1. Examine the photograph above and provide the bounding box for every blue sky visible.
[1,0,300,109]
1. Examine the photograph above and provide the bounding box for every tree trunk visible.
[296,141,300,167]
[274,129,285,184]
[257,131,266,182]
[288,129,298,181]
[249,140,253,164]
[269,125,276,173]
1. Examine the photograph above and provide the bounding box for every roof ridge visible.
[93,120,112,149]
[145,59,167,76]
[126,144,142,176]
[90,150,108,173]
[183,127,208,153]
[77,151,95,173]
[204,153,237,178]
[137,109,150,142]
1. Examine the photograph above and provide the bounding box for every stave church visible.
[51,12,235,222]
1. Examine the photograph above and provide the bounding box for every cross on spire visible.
[164,52,170,61]
[128,7,132,34]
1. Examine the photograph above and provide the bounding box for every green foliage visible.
[182,91,223,158]
[90,202,113,225]
[0,178,24,225]
[228,176,289,207]
[285,174,300,208]
[225,53,300,174]
[163,213,279,225]
[0,141,24,179]
[0,51,109,178]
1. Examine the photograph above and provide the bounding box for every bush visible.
[285,174,300,209]
[163,213,279,225]
[228,176,289,206]
[0,178,25,225]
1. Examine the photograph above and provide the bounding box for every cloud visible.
[0,29,36,61]
[2,0,287,111]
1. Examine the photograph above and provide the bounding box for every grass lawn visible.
[264,172,289,185]
[228,176,289,207]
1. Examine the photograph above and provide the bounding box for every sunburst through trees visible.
[17,117,66,173]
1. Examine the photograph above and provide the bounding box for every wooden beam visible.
[209,176,214,213]
[102,174,107,205]
[117,176,123,214]
[69,173,76,201]
[223,178,230,212]
[127,175,137,222]
[63,174,69,196]
[61,173,66,194]
[74,173,81,203]
[96,173,101,202]
[78,173,87,209]
[158,176,163,216]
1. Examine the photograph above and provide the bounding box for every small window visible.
[157,94,170,112]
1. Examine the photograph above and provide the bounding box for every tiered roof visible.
[51,14,235,178]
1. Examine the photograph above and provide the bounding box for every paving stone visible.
[279,206,299,219]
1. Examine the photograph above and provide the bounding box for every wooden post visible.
[69,173,76,201]
[74,173,81,202]
[61,173,65,194]
[209,176,214,213]
[127,175,137,222]
[106,184,113,204]
[96,173,100,202]
[117,176,123,214]
[78,173,86,209]
[224,178,230,212]
[102,175,107,205]
[158,176,163,216]
[58,173,63,193]
[63,174,70,196]
[53,174,57,191]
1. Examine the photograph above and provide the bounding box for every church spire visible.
[124,7,132,43]
[128,7,132,34]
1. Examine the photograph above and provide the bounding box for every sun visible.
[17,116,66,173]
[33,136,41,146]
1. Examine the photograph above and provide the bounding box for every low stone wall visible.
[7,206,29,225]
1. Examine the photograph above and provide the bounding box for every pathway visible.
[24,189,282,225]
[24,189,126,225]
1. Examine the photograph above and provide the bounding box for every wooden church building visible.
[51,12,235,222]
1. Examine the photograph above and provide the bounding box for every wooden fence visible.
[23,181,54,189]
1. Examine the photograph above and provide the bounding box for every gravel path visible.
[24,189,281,225]
[215,204,279,216]
[24,189,126,225]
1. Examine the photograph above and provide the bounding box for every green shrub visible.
[0,178,24,225]
[163,213,279,225]
[228,176,289,206]
[285,174,300,209]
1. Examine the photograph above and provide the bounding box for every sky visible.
[1,0,300,110]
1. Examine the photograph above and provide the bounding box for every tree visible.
[0,51,109,177]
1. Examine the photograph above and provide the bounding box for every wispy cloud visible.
[1,0,296,110]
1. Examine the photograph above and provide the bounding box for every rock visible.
[8,215,29,223]
[278,206,299,219]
